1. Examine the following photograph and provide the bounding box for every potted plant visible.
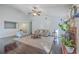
[61,36,75,53]
[59,21,69,31]
[59,21,75,53]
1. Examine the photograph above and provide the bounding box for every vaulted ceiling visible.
[8,4,72,18]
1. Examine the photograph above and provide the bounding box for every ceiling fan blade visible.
[33,6,37,9]
[28,12,32,15]
[37,13,41,16]
[38,11,41,13]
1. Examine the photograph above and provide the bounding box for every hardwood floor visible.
[7,43,47,54]
[7,42,62,54]
[6,37,62,54]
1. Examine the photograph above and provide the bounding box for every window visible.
[4,21,16,29]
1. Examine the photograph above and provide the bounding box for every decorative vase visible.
[65,46,74,53]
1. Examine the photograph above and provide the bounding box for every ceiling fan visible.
[28,6,42,16]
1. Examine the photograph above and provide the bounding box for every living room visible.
[0,4,78,54]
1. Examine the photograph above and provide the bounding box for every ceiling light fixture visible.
[28,6,42,16]
[32,6,41,16]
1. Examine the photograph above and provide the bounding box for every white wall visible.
[32,16,59,32]
[32,6,70,33]
[0,5,30,38]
